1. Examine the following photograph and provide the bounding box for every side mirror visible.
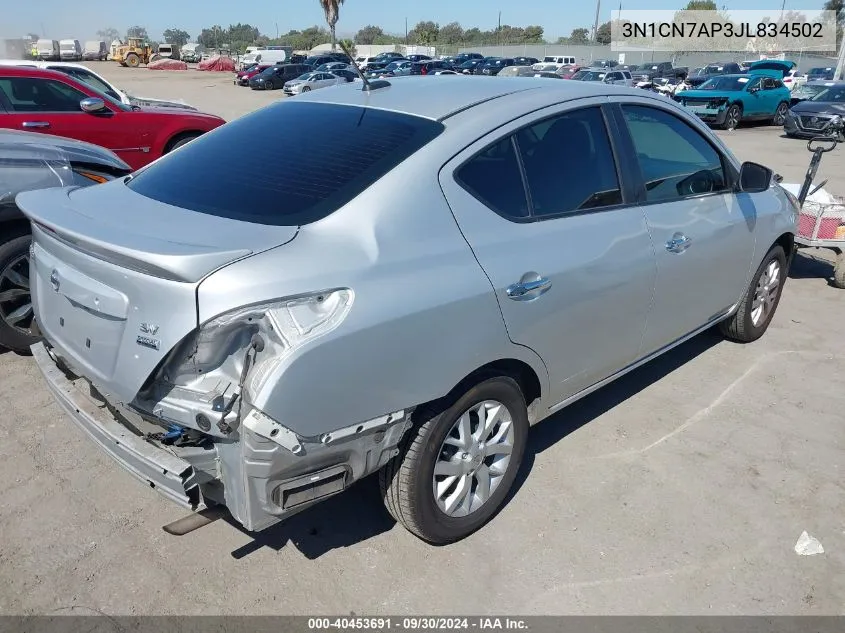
[748,85,760,94]
[738,161,773,193]
[80,97,105,113]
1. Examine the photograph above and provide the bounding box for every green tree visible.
[570,27,590,43]
[97,27,121,42]
[318,0,345,50]
[354,25,383,44]
[596,21,612,44]
[408,21,439,44]
[339,38,356,57]
[438,22,464,44]
[197,25,225,48]
[126,26,148,40]
[824,0,844,47]
[163,28,190,47]
[523,25,545,43]
[683,0,717,9]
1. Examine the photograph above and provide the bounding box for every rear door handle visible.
[22,121,51,128]
[506,277,552,301]
[665,233,692,253]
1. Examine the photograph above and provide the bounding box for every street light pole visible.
[835,28,845,80]
[497,11,501,47]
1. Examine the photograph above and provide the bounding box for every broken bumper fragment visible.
[32,342,202,509]
[32,341,411,532]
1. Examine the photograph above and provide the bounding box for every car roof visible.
[293,75,652,121]
[0,65,77,80]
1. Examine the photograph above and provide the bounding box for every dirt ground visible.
[1,63,844,616]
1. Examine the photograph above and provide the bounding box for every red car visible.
[0,66,225,170]
[235,63,273,86]
[558,65,583,79]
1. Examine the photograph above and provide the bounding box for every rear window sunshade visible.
[126,101,444,226]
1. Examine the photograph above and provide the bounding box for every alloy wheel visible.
[0,253,33,336]
[774,103,788,125]
[751,259,780,326]
[432,400,515,518]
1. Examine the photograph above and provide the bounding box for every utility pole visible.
[497,11,502,46]
[835,29,845,80]
[405,18,408,45]
[275,22,279,39]
[593,0,601,42]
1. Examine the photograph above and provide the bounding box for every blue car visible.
[675,60,794,130]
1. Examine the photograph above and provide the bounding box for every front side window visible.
[621,104,728,203]
[0,77,87,112]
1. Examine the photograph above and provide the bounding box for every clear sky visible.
[4,0,793,44]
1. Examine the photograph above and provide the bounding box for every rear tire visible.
[379,376,528,544]
[719,244,787,342]
[0,229,38,353]
[125,53,140,68]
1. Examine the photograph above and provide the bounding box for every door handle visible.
[506,277,552,301]
[22,121,50,128]
[665,233,692,253]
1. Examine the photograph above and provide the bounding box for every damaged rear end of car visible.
[18,97,458,532]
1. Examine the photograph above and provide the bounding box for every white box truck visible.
[82,40,108,61]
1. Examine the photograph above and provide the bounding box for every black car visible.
[363,61,391,75]
[331,68,359,83]
[374,51,405,61]
[458,59,485,75]
[685,62,743,87]
[785,81,845,139]
[0,130,131,352]
[592,59,619,68]
[807,66,836,81]
[406,54,432,62]
[303,53,351,68]
[409,60,449,75]
[249,64,310,90]
[512,56,539,66]
[479,58,515,76]
[452,52,484,64]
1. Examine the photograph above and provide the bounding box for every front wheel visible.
[301,85,311,92]
[719,244,787,342]
[721,104,742,130]
[165,134,200,153]
[772,102,789,126]
[264,79,274,90]
[125,53,140,68]
[380,376,528,544]
[833,251,845,289]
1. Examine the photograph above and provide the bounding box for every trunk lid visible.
[16,183,298,403]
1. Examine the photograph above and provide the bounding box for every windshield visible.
[126,101,445,226]
[296,73,314,80]
[60,43,75,50]
[459,60,477,68]
[48,67,129,109]
[385,61,403,70]
[699,76,752,91]
[809,67,833,75]
[703,65,726,74]
[582,72,607,81]
[571,70,589,80]
[810,86,845,102]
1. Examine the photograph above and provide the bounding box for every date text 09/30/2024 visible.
[308,618,529,631]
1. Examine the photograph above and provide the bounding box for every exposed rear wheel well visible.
[443,359,542,411]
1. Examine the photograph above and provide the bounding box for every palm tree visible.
[319,0,345,51]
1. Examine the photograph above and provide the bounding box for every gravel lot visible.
[1,63,844,616]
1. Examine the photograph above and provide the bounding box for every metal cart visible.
[793,135,845,289]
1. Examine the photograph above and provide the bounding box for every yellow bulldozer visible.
[113,37,158,67]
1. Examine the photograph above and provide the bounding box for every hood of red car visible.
[136,106,225,123]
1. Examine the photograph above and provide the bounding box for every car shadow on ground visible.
[789,249,835,284]
[225,329,724,559]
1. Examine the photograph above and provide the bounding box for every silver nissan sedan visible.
[18,76,798,544]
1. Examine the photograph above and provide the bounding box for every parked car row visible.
[0,63,226,351]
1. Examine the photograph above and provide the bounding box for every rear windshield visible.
[126,101,445,226]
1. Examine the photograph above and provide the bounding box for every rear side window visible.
[126,101,445,226]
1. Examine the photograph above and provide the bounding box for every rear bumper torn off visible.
[31,342,202,509]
